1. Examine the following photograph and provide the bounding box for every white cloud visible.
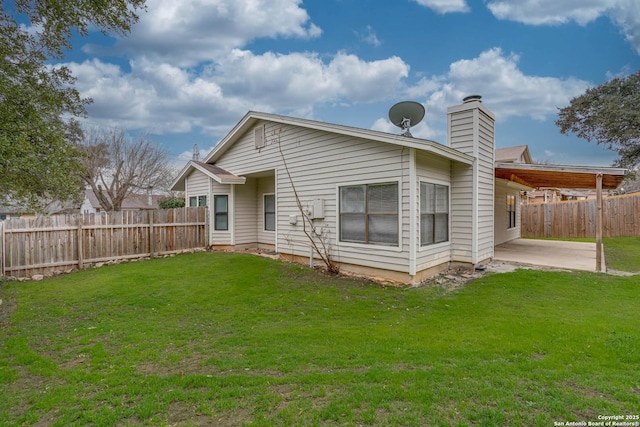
[486,0,640,53]
[608,0,640,54]
[65,51,410,135]
[214,49,409,105]
[357,25,381,47]
[487,0,608,25]
[410,48,589,122]
[412,0,470,14]
[66,58,246,135]
[84,0,322,67]
[371,117,441,140]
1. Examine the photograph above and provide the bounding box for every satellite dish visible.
[388,101,425,137]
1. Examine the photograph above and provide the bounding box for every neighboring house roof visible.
[0,204,29,215]
[84,188,162,211]
[172,161,246,191]
[495,145,532,164]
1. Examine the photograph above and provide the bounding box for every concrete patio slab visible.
[493,239,604,272]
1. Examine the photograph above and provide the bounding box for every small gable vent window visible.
[254,125,265,149]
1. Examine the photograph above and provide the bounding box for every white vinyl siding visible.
[494,180,520,245]
[215,121,411,273]
[415,152,453,271]
[185,170,209,206]
[210,181,232,245]
[234,178,258,245]
[476,110,495,261]
[447,103,495,264]
[257,178,276,245]
[450,163,474,262]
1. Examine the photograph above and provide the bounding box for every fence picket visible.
[521,193,640,239]
[0,207,208,278]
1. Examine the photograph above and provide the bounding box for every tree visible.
[159,196,186,209]
[79,127,173,212]
[269,127,340,275]
[556,70,640,169]
[0,0,146,211]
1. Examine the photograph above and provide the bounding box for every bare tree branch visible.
[77,127,172,211]
[269,127,340,274]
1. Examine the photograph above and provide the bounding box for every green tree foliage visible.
[0,0,146,212]
[556,70,640,169]
[159,197,186,209]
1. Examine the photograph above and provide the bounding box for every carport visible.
[494,163,627,272]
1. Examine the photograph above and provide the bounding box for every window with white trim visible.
[264,194,275,231]
[420,182,449,246]
[214,195,228,231]
[507,194,516,229]
[339,182,398,246]
[189,195,207,207]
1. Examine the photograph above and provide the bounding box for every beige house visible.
[171,98,625,284]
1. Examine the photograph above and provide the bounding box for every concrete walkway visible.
[493,239,605,272]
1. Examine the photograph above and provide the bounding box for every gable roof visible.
[495,145,532,164]
[171,160,246,191]
[203,111,475,165]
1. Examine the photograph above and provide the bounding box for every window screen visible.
[214,195,228,231]
[264,194,275,231]
[339,183,398,246]
[420,182,449,246]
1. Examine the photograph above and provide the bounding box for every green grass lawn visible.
[527,236,640,272]
[604,237,640,272]
[1,252,639,426]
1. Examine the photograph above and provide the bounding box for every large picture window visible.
[264,194,275,231]
[420,182,449,246]
[214,195,228,231]
[507,194,516,229]
[339,182,398,246]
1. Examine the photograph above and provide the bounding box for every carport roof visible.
[495,162,627,190]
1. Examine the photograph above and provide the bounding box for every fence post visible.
[77,221,84,270]
[596,173,603,272]
[1,221,4,277]
[148,210,155,259]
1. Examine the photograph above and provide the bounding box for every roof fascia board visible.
[170,161,246,192]
[495,162,627,176]
[191,162,246,184]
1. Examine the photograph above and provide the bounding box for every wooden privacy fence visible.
[0,207,208,279]
[521,193,640,239]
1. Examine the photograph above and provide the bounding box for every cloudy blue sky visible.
[55,0,640,167]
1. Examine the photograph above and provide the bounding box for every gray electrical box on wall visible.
[309,199,325,219]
